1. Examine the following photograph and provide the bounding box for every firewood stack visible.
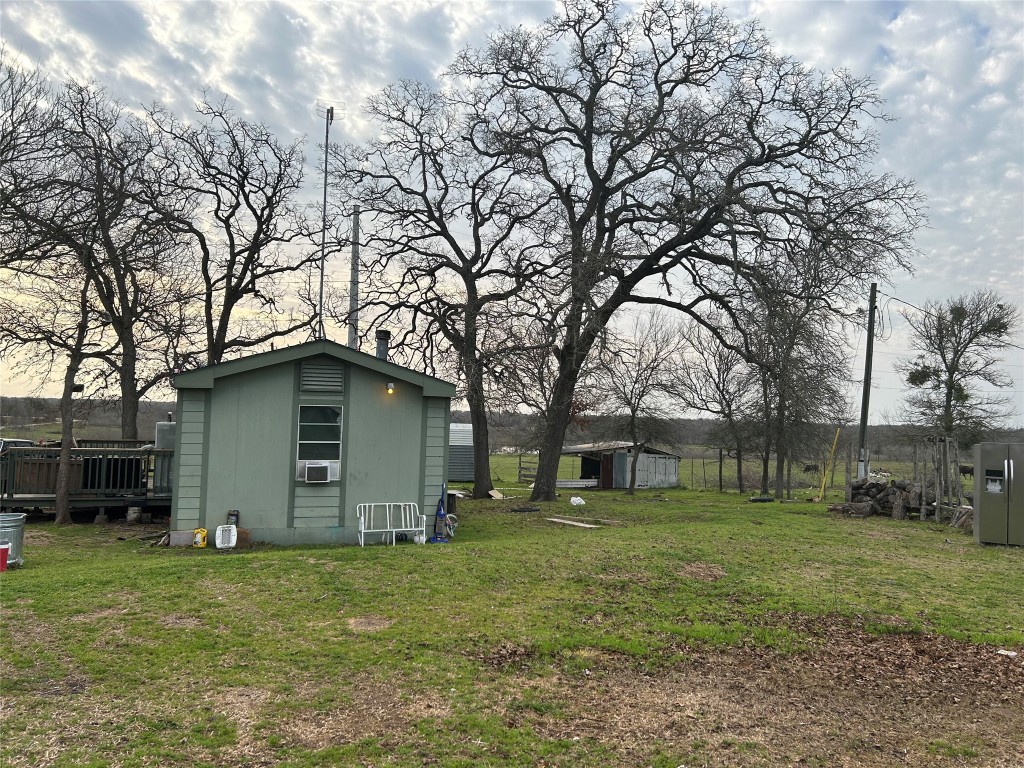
[828,477,972,528]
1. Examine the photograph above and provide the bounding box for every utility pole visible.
[857,282,877,480]
[347,204,360,349]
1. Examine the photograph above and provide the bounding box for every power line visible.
[877,288,1024,352]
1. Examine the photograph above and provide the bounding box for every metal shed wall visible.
[448,424,474,482]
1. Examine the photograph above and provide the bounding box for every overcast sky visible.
[1,0,1022,424]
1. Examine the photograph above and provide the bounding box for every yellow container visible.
[192,528,208,548]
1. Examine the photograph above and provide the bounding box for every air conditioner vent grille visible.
[304,463,330,483]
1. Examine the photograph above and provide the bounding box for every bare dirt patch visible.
[499,615,1024,767]
[345,615,393,632]
[158,613,204,629]
[68,606,131,623]
[23,529,56,547]
[678,561,727,581]
[278,676,451,750]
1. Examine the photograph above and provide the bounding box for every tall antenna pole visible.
[347,204,360,349]
[857,282,877,480]
[317,106,334,340]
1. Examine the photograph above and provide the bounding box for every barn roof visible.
[561,442,681,459]
[172,339,456,398]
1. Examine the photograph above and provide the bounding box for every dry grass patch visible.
[678,561,727,581]
[23,530,56,547]
[345,615,393,633]
[501,616,1024,767]
[158,613,205,629]
[277,676,451,751]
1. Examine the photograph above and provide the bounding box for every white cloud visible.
[2,0,1021,417]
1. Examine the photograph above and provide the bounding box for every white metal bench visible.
[355,502,425,547]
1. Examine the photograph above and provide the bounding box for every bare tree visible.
[148,95,320,366]
[0,46,58,178]
[895,289,1022,443]
[2,70,197,438]
[736,244,853,497]
[453,0,923,501]
[329,80,556,497]
[0,260,114,523]
[664,316,757,492]
[594,310,684,493]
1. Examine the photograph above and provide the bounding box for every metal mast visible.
[316,105,334,340]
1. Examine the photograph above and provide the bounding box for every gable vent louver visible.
[301,360,344,392]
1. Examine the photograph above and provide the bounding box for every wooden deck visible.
[0,447,173,513]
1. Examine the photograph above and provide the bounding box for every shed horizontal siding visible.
[292,517,338,528]
[294,496,341,509]
[293,478,340,525]
[172,390,206,527]
[422,398,448,509]
[181,399,205,413]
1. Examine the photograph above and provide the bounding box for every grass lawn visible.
[1,489,1021,767]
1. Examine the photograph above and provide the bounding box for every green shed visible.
[169,339,456,545]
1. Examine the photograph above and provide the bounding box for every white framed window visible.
[297,405,343,461]
[295,405,342,482]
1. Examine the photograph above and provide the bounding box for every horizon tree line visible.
[2,1,1018,515]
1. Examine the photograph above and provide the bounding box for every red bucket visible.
[0,544,9,572]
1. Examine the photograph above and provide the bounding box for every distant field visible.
[4,423,969,498]
[460,452,953,500]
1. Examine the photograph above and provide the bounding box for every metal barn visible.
[561,443,680,489]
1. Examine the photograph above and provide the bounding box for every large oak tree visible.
[453,0,921,500]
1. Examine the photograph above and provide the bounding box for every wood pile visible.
[829,477,973,532]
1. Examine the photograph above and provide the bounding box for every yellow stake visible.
[820,427,841,501]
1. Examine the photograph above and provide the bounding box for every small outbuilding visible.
[560,443,680,489]
[169,338,456,545]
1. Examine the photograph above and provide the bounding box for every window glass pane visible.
[299,405,342,424]
[298,443,341,460]
[299,424,340,442]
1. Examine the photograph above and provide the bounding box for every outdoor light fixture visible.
[386,382,395,395]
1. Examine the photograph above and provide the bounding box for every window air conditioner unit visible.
[304,463,330,483]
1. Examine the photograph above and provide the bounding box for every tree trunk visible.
[736,448,744,494]
[774,447,786,500]
[54,360,82,525]
[773,398,787,500]
[531,373,577,502]
[119,341,140,440]
[759,377,771,496]
[466,372,494,499]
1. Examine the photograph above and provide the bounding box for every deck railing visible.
[0,447,174,500]
[78,439,151,450]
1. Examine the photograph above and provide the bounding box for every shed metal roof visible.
[172,339,457,398]
[560,442,681,459]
